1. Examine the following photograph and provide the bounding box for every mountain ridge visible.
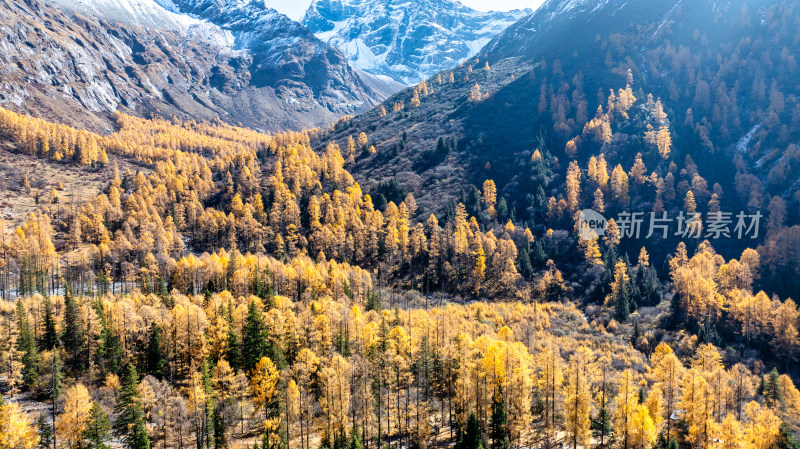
[303,0,530,85]
[316,0,800,244]
[0,0,395,132]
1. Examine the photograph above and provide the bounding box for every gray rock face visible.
[0,0,395,131]
[303,0,530,85]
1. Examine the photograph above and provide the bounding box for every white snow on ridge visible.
[47,0,204,30]
[464,37,492,56]
[304,0,529,84]
[45,0,240,55]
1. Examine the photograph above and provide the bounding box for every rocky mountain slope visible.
[0,0,395,132]
[303,0,530,85]
[317,0,800,244]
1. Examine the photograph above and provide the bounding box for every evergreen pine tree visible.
[16,299,39,387]
[776,423,800,449]
[144,323,165,379]
[130,419,150,449]
[614,286,630,322]
[531,240,548,268]
[667,291,685,329]
[490,386,510,449]
[496,198,508,222]
[225,318,241,372]
[114,363,139,434]
[591,407,612,443]
[37,413,53,449]
[335,324,350,356]
[156,278,170,305]
[62,290,86,373]
[242,302,269,372]
[213,403,227,449]
[668,437,679,449]
[114,364,150,449]
[202,360,215,449]
[631,320,641,346]
[260,431,270,449]
[95,303,122,376]
[333,426,347,449]
[82,402,112,449]
[517,243,534,280]
[464,413,484,449]
[637,265,662,307]
[698,317,722,347]
[764,368,783,407]
[42,296,58,350]
[348,427,363,449]
[589,266,613,304]
[49,352,64,449]
[365,290,382,312]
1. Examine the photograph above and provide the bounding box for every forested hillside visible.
[1,1,800,449]
[0,0,395,132]
[0,102,798,449]
[318,0,800,296]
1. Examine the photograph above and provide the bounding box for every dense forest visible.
[0,97,798,449]
[316,0,800,299]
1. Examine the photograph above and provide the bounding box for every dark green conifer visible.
[114,364,151,449]
[62,290,86,373]
[42,296,58,350]
[490,387,510,449]
[145,323,165,379]
[81,402,111,449]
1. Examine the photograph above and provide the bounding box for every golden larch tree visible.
[563,346,594,449]
[56,383,93,448]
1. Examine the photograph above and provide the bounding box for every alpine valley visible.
[1,1,800,449]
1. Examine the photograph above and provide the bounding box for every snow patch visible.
[737,124,761,154]
[47,0,204,30]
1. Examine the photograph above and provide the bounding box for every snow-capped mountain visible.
[0,0,395,131]
[302,0,531,85]
[322,0,799,218]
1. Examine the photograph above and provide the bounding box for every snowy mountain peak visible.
[4,0,394,131]
[47,0,206,30]
[303,0,531,85]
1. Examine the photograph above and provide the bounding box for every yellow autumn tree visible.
[629,404,656,449]
[719,413,745,449]
[648,343,684,442]
[613,369,639,449]
[0,400,39,449]
[744,401,781,449]
[593,188,605,212]
[469,83,482,102]
[56,383,93,449]
[610,164,630,205]
[319,355,351,442]
[536,340,564,439]
[566,161,582,212]
[357,131,368,149]
[656,126,671,159]
[563,346,594,449]
[681,368,714,449]
[483,179,498,219]
[250,356,280,438]
[410,90,421,108]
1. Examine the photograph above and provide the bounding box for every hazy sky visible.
[269,0,544,21]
